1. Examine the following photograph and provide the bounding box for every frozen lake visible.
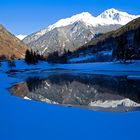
[1,61,140,140]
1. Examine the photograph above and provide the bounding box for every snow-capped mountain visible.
[16,34,27,40]
[48,12,95,31]
[47,8,139,29]
[29,8,139,37]
[97,8,139,25]
[23,8,139,55]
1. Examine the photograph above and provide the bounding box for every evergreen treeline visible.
[115,29,140,62]
[134,29,140,59]
[115,35,133,62]
[25,49,44,64]
[47,50,72,64]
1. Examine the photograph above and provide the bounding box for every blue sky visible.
[0,0,140,35]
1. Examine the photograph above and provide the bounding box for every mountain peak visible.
[71,12,93,19]
[23,8,140,56]
[98,8,139,25]
[47,12,94,31]
[47,8,139,32]
[25,8,139,42]
[103,8,120,14]
[100,8,132,18]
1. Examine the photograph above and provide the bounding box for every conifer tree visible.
[25,49,40,65]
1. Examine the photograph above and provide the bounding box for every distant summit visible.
[98,8,139,25]
[16,34,27,40]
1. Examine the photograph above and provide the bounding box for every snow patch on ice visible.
[24,96,31,100]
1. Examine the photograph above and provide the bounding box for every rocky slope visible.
[23,8,139,56]
[0,25,29,59]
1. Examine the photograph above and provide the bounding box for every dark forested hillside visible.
[72,17,140,62]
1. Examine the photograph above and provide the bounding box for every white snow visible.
[89,98,140,108]
[34,8,140,37]
[47,12,96,31]
[97,8,139,25]
[16,34,27,40]
[24,96,31,100]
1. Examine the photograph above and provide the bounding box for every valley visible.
[0,5,140,140]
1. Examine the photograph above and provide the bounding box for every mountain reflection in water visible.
[10,73,140,112]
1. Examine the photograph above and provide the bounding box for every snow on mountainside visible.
[31,8,139,38]
[42,12,95,34]
[97,8,139,25]
[23,8,139,55]
[35,8,139,35]
[16,34,27,40]
[30,12,97,40]
[49,8,139,29]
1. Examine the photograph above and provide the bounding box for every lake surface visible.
[10,70,140,112]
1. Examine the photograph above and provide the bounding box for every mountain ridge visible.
[23,8,139,56]
[0,24,29,59]
[25,8,139,38]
